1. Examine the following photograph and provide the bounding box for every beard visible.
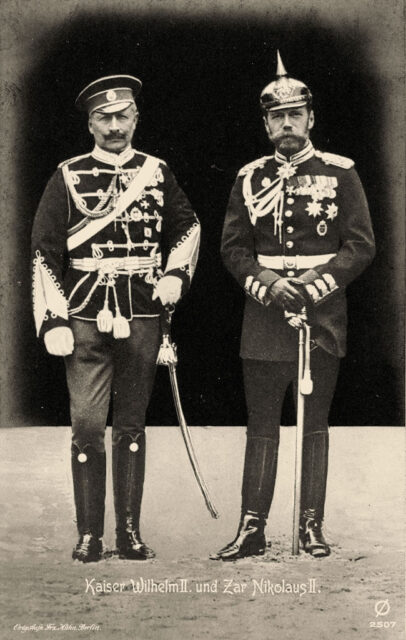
[272,133,307,156]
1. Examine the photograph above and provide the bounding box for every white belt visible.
[258,253,336,270]
[70,255,160,274]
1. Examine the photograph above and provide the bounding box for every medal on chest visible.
[286,175,339,236]
[316,220,328,236]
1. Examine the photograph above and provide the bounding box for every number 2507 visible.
[369,621,397,628]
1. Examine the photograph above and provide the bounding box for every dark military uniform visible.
[215,138,375,559]
[32,145,199,335]
[32,142,200,560]
[222,140,375,360]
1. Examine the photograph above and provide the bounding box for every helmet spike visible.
[260,52,312,112]
[276,50,288,77]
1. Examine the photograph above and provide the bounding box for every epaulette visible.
[238,155,274,177]
[58,153,92,169]
[314,150,354,169]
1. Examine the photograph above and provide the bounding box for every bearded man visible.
[212,52,375,560]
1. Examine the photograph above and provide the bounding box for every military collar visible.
[275,140,314,166]
[91,145,135,167]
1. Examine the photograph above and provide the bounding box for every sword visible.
[287,310,313,555]
[157,305,219,519]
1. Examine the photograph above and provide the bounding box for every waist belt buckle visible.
[283,256,297,270]
[98,259,121,274]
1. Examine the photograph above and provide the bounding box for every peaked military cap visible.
[260,51,312,112]
[75,75,142,114]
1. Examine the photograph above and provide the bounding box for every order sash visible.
[66,155,160,251]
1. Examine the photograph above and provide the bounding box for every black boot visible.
[210,512,266,560]
[113,433,155,560]
[300,509,330,557]
[210,435,278,560]
[71,445,106,563]
[299,431,330,557]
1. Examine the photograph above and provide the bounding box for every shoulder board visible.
[238,155,274,177]
[58,153,92,169]
[314,150,354,169]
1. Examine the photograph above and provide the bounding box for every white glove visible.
[152,275,182,305]
[44,327,75,356]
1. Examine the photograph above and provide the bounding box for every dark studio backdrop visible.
[0,0,404,427]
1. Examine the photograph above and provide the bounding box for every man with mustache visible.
[31,75,200,562]
[212,53,375,560]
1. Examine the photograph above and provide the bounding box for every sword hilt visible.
[300,323,313,395]
[160,303,175,335]
[157,305,177,366]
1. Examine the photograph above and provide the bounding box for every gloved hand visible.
[268,277,306,313]
[44,327,74,356]
[152,275,182,305]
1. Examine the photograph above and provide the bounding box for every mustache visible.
[104,133,125,140]
[276,133,306,142]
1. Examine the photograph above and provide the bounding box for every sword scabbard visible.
[158,306,219,519]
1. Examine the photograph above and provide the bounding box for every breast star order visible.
[305,200,323,217]
[325,203,338,220]
[277,163,297,181]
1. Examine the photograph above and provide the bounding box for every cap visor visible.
[91,100,134,114]
[266,99,308,111]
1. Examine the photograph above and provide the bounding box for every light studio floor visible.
[0,426,404,640]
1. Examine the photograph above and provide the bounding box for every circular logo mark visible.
[375,600,390,617]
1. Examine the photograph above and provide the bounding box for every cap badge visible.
[106,90,117,102]
[274,84,294,101]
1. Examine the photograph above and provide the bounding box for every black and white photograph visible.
[0,1,404,639]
